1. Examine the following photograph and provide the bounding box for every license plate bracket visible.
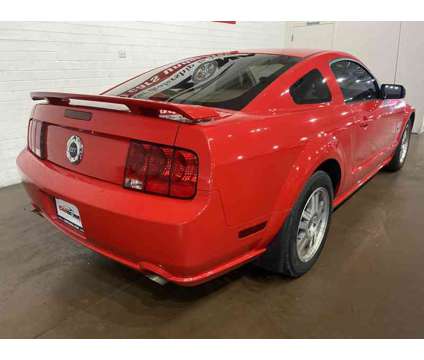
[55,198,84,231]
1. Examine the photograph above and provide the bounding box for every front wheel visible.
[385,119,412,171]
[256,171,333,277]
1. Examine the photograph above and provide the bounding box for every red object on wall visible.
[214,21,236,24]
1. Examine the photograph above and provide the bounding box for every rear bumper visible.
[16,149,265,286]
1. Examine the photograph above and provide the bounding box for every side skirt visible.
[333,155,392,209]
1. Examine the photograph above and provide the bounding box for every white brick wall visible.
[0,21,285,188]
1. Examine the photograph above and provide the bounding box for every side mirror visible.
[380,84,406,99]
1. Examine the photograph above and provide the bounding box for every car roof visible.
[215,48,355,60]
[236,48,325,57]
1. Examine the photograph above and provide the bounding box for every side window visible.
[330,60,379,102]
[290,69,332,105]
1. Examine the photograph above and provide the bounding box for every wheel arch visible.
[314,158,342,196]
[277,141,345,212]
[258,138,345,249]
[410,111,415,129]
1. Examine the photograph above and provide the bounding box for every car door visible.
[380,97,406,150]
[330,59,387,181]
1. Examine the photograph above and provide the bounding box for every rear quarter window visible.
[290,69,332,105]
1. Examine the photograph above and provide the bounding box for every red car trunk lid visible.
[32,103,181,185]
[30,92,229,187]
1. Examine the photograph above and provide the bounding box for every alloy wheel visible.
[296,187,331,263]
[399,123,410,164]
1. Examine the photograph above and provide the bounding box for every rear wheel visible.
[385,119,412,171]
[256,171,333,277]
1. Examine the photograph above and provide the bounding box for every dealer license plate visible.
[55,198,84,231]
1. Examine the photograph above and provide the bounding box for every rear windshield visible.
[105,53,301,111]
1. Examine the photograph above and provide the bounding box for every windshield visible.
[105,53,301,111]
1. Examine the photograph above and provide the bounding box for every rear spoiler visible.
[30,91,222,123]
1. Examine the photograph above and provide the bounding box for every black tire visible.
[256,171,334,277]
[385,119,412,172]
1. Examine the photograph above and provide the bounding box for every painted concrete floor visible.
[1,135,424,338]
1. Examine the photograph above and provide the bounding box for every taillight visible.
[124,141,198,199]
[27,119,46,159]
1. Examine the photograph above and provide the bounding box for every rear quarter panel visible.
[176,52,356,245]
[176,105,351,244]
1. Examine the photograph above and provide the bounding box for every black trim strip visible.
[64,109,92,121]
[238,221,267,238]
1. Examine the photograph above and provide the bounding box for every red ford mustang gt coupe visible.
[17,49,414,286]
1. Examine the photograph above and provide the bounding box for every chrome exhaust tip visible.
[145,273,168,285]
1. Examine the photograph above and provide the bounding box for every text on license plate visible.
[55,198,84,231]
